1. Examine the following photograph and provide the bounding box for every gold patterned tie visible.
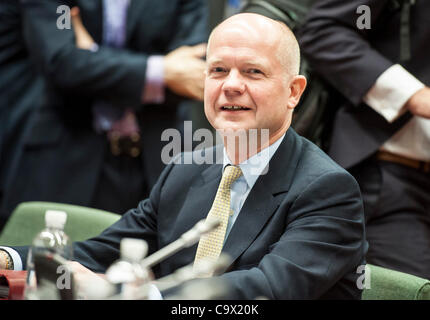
[193,165,243,274]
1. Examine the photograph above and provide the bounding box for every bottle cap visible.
[120,238,148,261]
[45,210,68,229]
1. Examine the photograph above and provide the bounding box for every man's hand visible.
[163,44,207,101]
[405,87,430,119]
[70,7,96,50]
[66,261,106,282]
[66,261,115,299]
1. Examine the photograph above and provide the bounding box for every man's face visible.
[204,23,293,143]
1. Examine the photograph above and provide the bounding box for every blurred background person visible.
[0,0,45,215]
[299,0,430,279]
[0,0,208,230]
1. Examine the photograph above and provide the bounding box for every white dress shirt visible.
[363,64,430,161]
[222,134,285,241]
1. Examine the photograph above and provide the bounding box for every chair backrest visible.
[0,202,121,246]
[362,264,430,300]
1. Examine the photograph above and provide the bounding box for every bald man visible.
[2,13,367,300]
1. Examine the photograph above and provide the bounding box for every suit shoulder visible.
[286,136,363,214]
[168,145,221,173]
[295,136,356,183]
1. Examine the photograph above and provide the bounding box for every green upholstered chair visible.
[362,264,430,300]
[0,202,121,246]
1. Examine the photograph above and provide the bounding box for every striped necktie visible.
[193,165,243,275]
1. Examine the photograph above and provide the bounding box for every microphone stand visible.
[140,217,221,269]
[107,218,222,300]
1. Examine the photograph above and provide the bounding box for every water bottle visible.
[105,238,152,299]
[24,210,73,299]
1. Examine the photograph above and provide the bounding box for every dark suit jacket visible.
[0,0,44,218]
[1,0,208,226]
[298,0,430,169]
[17,128,367,299]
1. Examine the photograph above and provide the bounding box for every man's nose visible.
[222,70,245,95]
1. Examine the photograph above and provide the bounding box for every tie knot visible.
[220,165,242,189]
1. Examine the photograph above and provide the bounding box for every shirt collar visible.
[223,133,286,189]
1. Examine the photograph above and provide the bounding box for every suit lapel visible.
[221,180,283,271]
[171,156,223,238]
[221,129,303,271]
[78,0,103,44]
[125,0,150,43]
[166,146,225,267]
[183,164,222,224]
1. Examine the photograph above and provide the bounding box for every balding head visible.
[204,12,307,150]
[207,13,301,76]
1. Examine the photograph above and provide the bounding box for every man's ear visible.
[287,75,307,110]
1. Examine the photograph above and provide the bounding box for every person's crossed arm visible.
[299,0,430,121]
[70,6,206,102]
[21,0,208,105]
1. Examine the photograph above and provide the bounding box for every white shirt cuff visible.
[89,43,99,52]
[363,64,425,123]
[142,55,165,104]
[0,247,23,271]
[148,283,163,300]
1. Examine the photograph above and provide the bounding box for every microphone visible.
[140,217,221,269]
[104,218,221,300]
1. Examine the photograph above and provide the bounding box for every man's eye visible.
[211,67,226,73]
[247,69,263,75]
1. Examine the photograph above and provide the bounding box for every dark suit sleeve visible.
[218,171,366,299]
[298,0,394,106]
[19,0,149,106]
[12,155,179,273]
[19,0,208,107]
[12,199,160,273]
[166,0,209,51]
[69,160,178,274]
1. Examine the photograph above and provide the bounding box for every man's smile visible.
[219,104,252,112]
